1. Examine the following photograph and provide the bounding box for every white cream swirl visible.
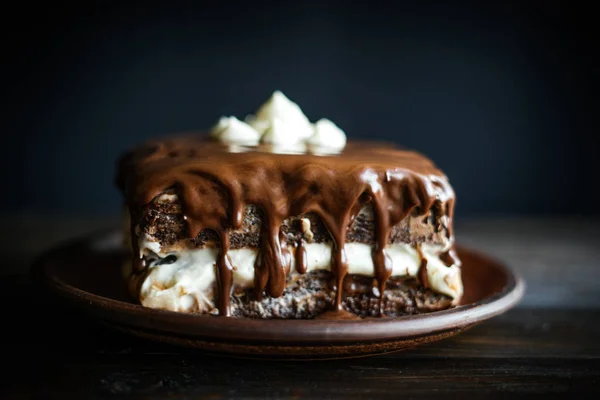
[250,91,314,140]
[308,118,347,150]
[210,116,261,145]
[210,91,347,151]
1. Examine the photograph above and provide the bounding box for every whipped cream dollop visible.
[260,117,301,145]
[309,118,347,149]
[250,91,314,142]
[210,91,347,151]
[210,116,261,145]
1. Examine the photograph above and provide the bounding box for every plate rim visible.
[33,230,525,345]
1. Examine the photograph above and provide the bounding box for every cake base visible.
[229,271,452,319]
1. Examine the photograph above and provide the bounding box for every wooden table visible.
[1,216,599,398]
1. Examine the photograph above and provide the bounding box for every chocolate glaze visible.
[440,247,461,267]
[416,244,430,289]
[117,135,456,317]
[316,309,363,321]
[295,239,308,274]
[216,231,234,317]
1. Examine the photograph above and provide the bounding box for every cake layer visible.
[228,271,453,319]
[136,191,450,250]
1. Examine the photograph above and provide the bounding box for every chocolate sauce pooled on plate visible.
[117,136,456,317]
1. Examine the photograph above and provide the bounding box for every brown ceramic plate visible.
[32,230,524,359]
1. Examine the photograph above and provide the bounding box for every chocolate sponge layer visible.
[137,191,450,249]
[229,271,452,319]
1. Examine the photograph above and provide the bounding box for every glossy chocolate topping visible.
[117,134,456,317]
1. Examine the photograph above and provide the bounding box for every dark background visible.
[4,1,598,217]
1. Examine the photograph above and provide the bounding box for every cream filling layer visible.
[137,237,463,313]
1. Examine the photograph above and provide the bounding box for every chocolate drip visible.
[416,244,429,289]
[118,137,456,317]
[295,239,308,274]
[318,208,367,310]
[216,231,234,316]
[366,170,438,316]
[372,247,392,316]
[253,217,291,300]
[440,246,460,267]
[331,241,349,311]
[369,179,393,316]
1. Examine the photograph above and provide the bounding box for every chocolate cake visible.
[116,91,462,319]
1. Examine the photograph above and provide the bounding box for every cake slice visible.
[116,92,462,319]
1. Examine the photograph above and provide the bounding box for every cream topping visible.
[251,90,314,140]
[210,116,261,145]
[210,91,347,150]
[308,118,347,150]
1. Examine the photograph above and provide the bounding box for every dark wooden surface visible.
[1,216,599,398]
